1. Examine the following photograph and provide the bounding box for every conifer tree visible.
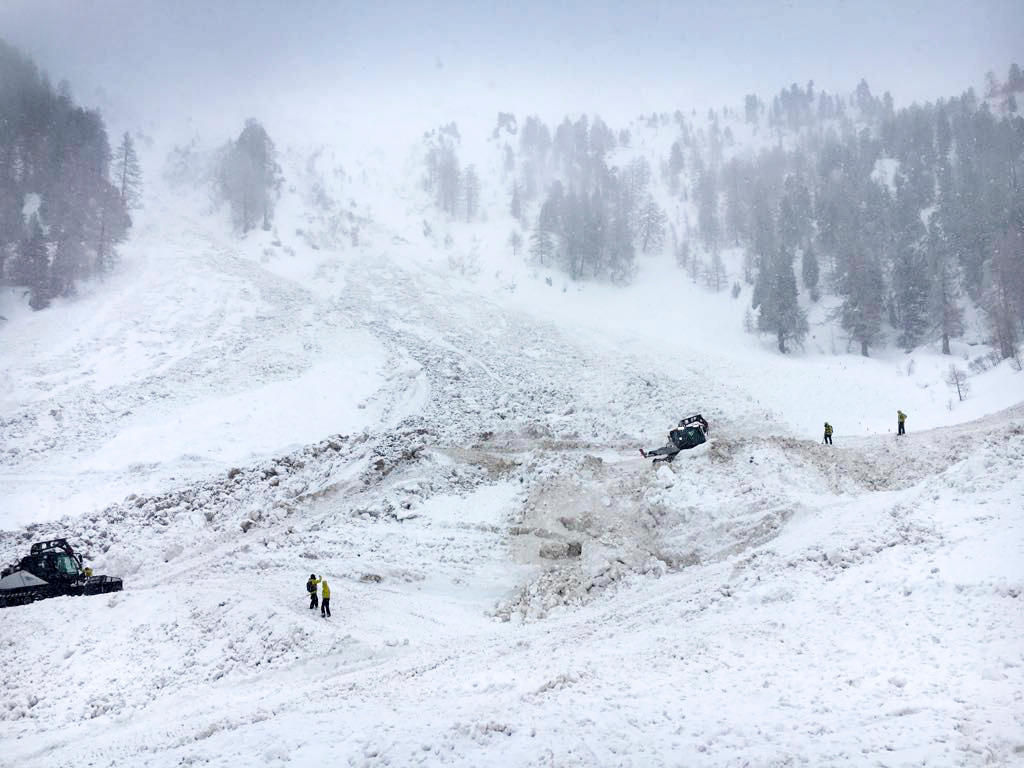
[507,230,523,257]
[841,248,886,356]
[754,245,807,352]
[529,226,554,267]
[219,119,280,232]
[636,197,667,254]
[707,249,726,292]
[463,165,480,222]
[927,217,965,355]
[607,187,636,283]
[983,223,1024,361]
[695,160,719,254]
[0,41,131,301]
[16,215,51,309]
[668,141,684,195]
[112,132,142,209]
[801,245,820,301]
[510,181,522,221]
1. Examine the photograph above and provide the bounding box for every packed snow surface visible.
[1,141,1022,767]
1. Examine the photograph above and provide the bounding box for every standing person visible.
[306,574,320,610]
[897,410,907,436]
[823,422,833,445]
[320,578,331,618]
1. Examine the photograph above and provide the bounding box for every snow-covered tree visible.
[636,197,667,254]
[507,230,523,257]
[945,364,970,401]
[529,226,555,267]
[840,249,885,356]
[219,119,281,232]
[801,245,820,301]
[983,224,1024,361]
[667,141,684,195]
[423,125,462,217]
[463,165,481,222]
[754,244,808,353]
[694,159,719,254]
[112,132,142,209]
[510,181,523,222]
[14,215,50,309]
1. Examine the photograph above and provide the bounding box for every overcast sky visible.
[1,0,1020,141]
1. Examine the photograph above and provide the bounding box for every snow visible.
[1,121,1022,767]
[21,192,41,224]
[872,157,901,193]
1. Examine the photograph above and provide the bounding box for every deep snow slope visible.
[1,136,1023,767]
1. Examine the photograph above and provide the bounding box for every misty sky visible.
[1,0,1021,140]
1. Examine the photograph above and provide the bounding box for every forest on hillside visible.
[426,68,1024,361]
[3,31,1022,365]
[0,40,286,311]
[0,40,136,309]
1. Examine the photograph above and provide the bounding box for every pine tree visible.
[945,364,970,401]
[49,236,87,299]
[674,237,690,269]
[220,119,280,232]
[529,226,554,267]
[983,223,1024,361]
[841,248,886,356]
[801,245,820,301]
[668,141,684,195]
[636,197,667,254]
[437,145,461,216]
[463,165,480,222]
[94,183,130,275]
[723,159,749,248]
[754,245,808,352]
[891,173,931,350]
[561,189,584,279]
[16,215,51,309]
[582,189,606,277]
[777,194,801,251]
[707,249,726,292]
[112,132,142,209]
[510,181,522,221]
[0,40,132,301]
[744,94,760,123]
[1009,62,1023,90]
[928,237,965,355]
[893,243,931,350]
[507,230,523,257]
[695,160,719,253]
[749,195,777,308]
[607,186,636,283]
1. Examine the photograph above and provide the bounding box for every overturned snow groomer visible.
[0,538,122,608]
[640,414,708,463]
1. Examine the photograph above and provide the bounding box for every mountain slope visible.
[1,131,1022,767]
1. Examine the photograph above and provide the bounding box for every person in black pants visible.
[306,574,319,610]
[320,578,331,618]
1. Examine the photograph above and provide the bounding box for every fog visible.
[1,0,1021,143]
[3,3,1024,765]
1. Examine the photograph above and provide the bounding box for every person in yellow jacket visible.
[306,574,320,610]
[823,422,833,445]
[320,578,331,618]
[897,410,907,436]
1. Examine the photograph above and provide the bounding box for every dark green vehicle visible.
[640,414,708,463]
[0,538,122,608]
